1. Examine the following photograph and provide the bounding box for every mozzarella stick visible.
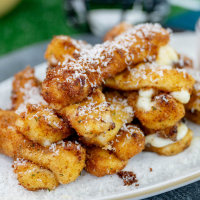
[45,35,92,67]
[42,23,170,109]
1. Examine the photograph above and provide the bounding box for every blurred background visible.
[0,0,200,56]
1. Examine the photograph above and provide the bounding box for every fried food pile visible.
[0,22,197,191]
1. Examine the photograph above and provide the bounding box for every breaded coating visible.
[174,54,194,69]
[0,110,86,185]
[85,147,127,177]
[13,159,58,191]
[111,124,145,161]
[143,124,178,141]
[16,104,71,146]
[18,141,86,184]
[128,91,185,130]
[45,35,92,67]
[42,24,169,109]
[0,110,23,157]
[80,91,134,147]
[12,66,41,111]
[185,79,200,124]
[12,67,72,146]
[59,89,114,139]
[145,127,193,156]
[105,63,195,93]
[103,22,132,41]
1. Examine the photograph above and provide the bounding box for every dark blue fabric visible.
[145,180,200,200]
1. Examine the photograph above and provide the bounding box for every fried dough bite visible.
[85,147,127,177]
[184,70,200,124]
[174,55,193,69]
[12,67,71,146]
[13,159,58,191]
[128,89,185,130]
[42,24,169,109]
[185,81,200,124]
[16,104,71,147]
[0,110,86,185]
[0,110,23,157]
[143,123,178,141]
[59,88,114,139]
[45,35,92,67]
[145,122,193,156]
[105,63,195,99]
[111,124,145,161]
[11,66,42,111]
[80,91,134,147]
[103,22,133,41]
[18,141,86,185]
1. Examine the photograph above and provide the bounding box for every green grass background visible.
[0,0,84,56]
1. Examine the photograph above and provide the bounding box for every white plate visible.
[0,32,200,200]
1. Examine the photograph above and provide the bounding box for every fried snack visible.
[80,91,134,147]
[18,141,86,184]
[0,110,24,157]
[13,159,58,191]
[143,124,178,141]
[42,24,169,109]
[111,124,145,161]
[128,89,185,130]
[16,104,71,146]
[0,110,86,185]
[185,81,200,124]
[105,63,195,96]
[103,22,133,41]
[11,66,42,111]
[85,147,127,177]
[184,69,200,124]
[59,89,114,139]
[45,35,92,67]
[174,55,193,69]
[145,123,193,156]
[12,67,71,146]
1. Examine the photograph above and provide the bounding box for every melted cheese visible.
[156,45,179,66]
[137,89,154,111]
[145,123,188,148]
[171,89,190,104]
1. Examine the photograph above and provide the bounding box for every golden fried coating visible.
[0,110,23,157]
[45,35,92,67]
[13,159,58,191]
[143,124,178,141]
[184,70,200,124]
[59,89,114,139]
[185,83,200,124]
[105,63,195,93]
[85,147,127,177]
[80,91,134,147]
[16,104,71,146]
[111,124,145,161]
[11,66,40,110]
[18,141,86,184]
[0,110,86,185]
[174,55,194,69]
[128,91,185,130]
[145,128,193,156]
[103,22,133,41]
[42,24,169,109]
